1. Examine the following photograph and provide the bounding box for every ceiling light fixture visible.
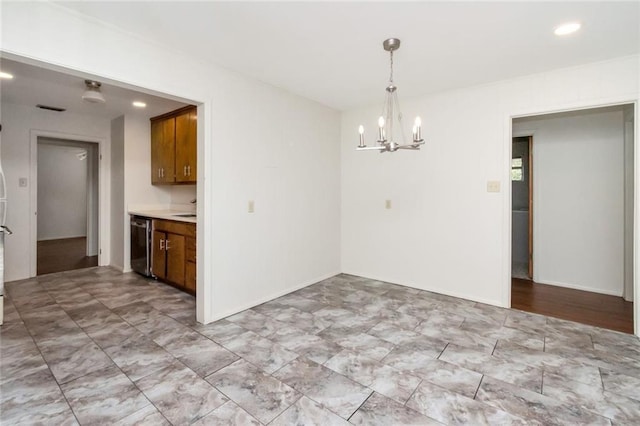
[357,38,424,153]
[554,22,581,36]
[82,80,106,103]
[132,101,147,108]
[0,71,14,80]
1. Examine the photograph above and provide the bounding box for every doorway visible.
[510,104,634,333]
[36,138,99,275]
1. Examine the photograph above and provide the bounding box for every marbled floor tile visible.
[114,404,170,426]
[36,333,114,384]
[20,308,82,341]
[226,309,289,337]
[91,291,146,310]
[276,294,330,313]
[177,344,239,377]
[334,332,395,361]
[0,341,48,385]
[416,322,498,354]
[503,310,547,335]
[83,313,142,349]
[0,321,36,350]
[0,369,78,426]
[270,396,350,425]
[439,343,543,393]
[396,300,442,320]
[153,327,218,357]
[269,306,332,334]
[133,311,186,339]
[136,361,228,425]
[493,340,602,387]
[205,359,300,424]
[271,329,343,364]
[459,319,544,351]
[1,297,21,323]
[193,319,248,345]
[544,333,594,352]
[381,337,447,374]
[350,392,442,426]
[60,365,149,424]
[410,358,482,399]
[601,369,640,402]
[112,301,163,325]
[407,380,525,425]
[324,349,421,404]
[221,330,298,374]
[543,372,640,423]
[191,400,261,426]
[477,376,610,425]
[103,333,175,382]
[273,357,371,418]
[368,321,423,345]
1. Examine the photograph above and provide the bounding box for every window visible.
[511,157,524,181]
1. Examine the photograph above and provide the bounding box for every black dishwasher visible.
[130,216,152,277]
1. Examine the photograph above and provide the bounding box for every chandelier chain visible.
[389,50,394,83]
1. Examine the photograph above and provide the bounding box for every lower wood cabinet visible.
[152,219,196,294]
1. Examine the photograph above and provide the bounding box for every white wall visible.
[0,102,111,282]
[1,1,342,322]
[341,55,638,308]
[37,141,88,240]
[514,109,625,296]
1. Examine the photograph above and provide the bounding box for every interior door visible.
[528,136,533,278]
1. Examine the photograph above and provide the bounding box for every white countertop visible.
[129,209,197,224]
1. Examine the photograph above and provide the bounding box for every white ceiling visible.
[0,58,188,120]
[51,1,640,111]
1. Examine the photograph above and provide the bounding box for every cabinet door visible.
[152,230,167,279]
[165,233,186,286]
[185,261,196,293]
[151,118,176,184]
[175,108,197,183]
[150,120,164,184]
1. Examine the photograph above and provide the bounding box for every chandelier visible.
[357,38,424,153]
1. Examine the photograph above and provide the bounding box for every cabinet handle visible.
[183,166,187,176]
[160,239,165,250]
[187,165,191,176]
[158,168,161,179]
[161,168,165,178]
[165,239,171,250]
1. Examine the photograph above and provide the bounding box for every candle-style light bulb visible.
[378,116,385,128]
[358,125,365,147]
[412,125,418,141]
[414,116,422,127]
[414,116,422,140]
[378,116,385,141]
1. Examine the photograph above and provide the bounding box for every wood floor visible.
[512,278,634,334]
[37,237,98,275]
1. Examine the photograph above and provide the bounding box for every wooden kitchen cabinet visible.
[152,219,196,294]
[150,105,197,185]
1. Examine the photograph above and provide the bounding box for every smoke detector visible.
[82,80,106,104]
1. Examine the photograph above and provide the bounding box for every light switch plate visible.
[385,200,392,209]
[487,181,501,193]
[19,177,28,187]
[248,200,255,213]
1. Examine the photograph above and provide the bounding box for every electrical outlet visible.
[248,200,255,213]
[19,177,28,187]
[385,199,392,209]
[487,181,501,193]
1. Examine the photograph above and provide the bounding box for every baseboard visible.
[205,270,341,323]
[340,270,503,308]
[534,278,623,297]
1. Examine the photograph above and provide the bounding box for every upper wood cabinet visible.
[151,105,197,184]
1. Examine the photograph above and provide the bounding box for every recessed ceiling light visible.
[132,101,147,108]
[0,71,14,79]
[554,22,581,36]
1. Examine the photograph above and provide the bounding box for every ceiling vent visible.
[36,104,66,112]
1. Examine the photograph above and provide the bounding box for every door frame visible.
[29,130,106,277]
[503,98,638,336]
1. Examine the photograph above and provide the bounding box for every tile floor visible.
[2,267,640,425]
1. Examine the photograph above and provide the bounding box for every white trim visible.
[207,270,341,323]
[503,95,639,336]
[534,279,623,297]
[343,270,503,308]
[29,130,107,277]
